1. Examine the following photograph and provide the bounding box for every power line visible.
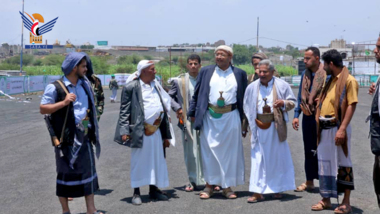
[236,36,308,47]
[237,37,257,44]
[260,37,308,47]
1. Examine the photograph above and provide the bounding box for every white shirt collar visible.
[139,79,155,88]
[216,65,232,73]
[260,77,274,88]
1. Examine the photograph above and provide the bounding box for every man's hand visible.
[191,117,195,122]
[335,128,346,146]
[122,135,130,142]
[163,139,170,148]
[292,118,299,131]
[369,82,376,95]
[273,100,284,108]
[64,93,76,106]
[176,109,183,119]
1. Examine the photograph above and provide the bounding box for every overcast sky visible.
[1,0,379,48]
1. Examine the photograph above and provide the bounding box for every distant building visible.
[330,39,346,49]
[111,46,156,51]
[214,40,225,47]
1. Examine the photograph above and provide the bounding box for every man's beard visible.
[77,72,84,78]
[377,58,380,64]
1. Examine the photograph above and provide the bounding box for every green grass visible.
[2,53,298,77]
[23,65,62,75]
[6,62,297,80]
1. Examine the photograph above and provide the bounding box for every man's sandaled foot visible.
[185,183,194,192]
[214,185,221,191]
[92,211,104,214]
[222,187,237,199]
[295,183,315,192]
[311,200,332,211]
[199,187,213,199]
[247,194,265,203]
[334,204,352,214]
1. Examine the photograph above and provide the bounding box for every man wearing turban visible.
[188,45,248,199]
[40,52,103,214]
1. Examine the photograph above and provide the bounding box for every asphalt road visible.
[0,88,378,214]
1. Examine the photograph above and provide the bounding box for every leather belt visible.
[208,103,237,114]
[319,117,338,130]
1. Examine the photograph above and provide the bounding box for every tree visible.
[248,45,258,55]
[232,44,251,65]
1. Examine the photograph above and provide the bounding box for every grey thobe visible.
[170,73,205,186]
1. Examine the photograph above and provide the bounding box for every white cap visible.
[214,45,233,55]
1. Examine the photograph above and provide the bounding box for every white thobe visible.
[200,66,245,188]
[249,78,295,193]
[130,80,169,188]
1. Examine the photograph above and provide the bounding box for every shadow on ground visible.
[120,189,179,205]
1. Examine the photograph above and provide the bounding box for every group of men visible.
[40,35,380,213]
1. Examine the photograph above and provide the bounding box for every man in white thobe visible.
[188,45,248,199]
[118,60,172,205]
[243,59,296,203]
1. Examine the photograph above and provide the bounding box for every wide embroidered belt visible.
[208,103,236,113]
[208,103,237,119]
[255,113,274,130]
[319,117,338,130]
[144,112,164,136]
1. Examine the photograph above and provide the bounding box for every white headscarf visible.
[137,60,155,76]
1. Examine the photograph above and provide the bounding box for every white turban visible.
[136,60,155,76]
[214,45,233,55]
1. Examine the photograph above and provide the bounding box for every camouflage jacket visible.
[91,74,105,121]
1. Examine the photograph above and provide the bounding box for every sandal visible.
[311,200,332,211]
[334,204,352,214]
[247,194,265,203]
[199,187,214,199]
[214,186,221,191]
[185,183,194,192]
[295,183,315,192]
[222,187,237,199]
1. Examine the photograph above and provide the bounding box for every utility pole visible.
[256,17,259,51]
[169,47,172,79]
[20,0,24,75]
